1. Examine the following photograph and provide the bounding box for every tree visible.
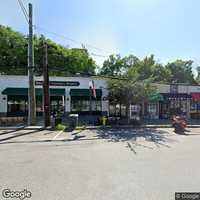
[165,60,196,84]
[196,66,200,83]
[100,54,124,76]
[126,54,171,82]
[108,75,156,124]
[0,25,27,75]
[151,63,171,83]
[100,54,140,77]
[0,25,96,76]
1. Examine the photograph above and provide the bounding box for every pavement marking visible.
[52,131,63,140]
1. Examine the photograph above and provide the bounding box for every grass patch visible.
[55,124,67,131]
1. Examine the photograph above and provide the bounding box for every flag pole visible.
[89,86,92,115]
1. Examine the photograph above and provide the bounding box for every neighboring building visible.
[143,83,200,119]
[109,83,200,120]
[0,75,109,117]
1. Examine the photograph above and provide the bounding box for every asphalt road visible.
[0,128,200,200]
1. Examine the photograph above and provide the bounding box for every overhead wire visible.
[15,0,117,61]
[16,0,115,58]
[34,25,113,57]
[17,0,29,23]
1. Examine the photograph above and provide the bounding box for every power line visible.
[16,1,115,58]
[90,53,107,58]
[17,0,29,23]
[16,0,115,57]
[34,25,114,56]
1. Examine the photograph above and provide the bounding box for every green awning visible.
[70,89,102,97]
[148,93,164,102]
[2,88,65,96]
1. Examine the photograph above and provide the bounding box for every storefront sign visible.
[35,81,80,86]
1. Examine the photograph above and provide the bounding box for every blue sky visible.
[1,0,200,73]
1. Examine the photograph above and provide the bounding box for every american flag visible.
[89,80,96,98]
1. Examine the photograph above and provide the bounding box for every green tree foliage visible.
[108,77,156,123]
[103,54,198,122]
[99,54,124,76]
[0,25,96,76]
[196,66,200,83]
[0,25,27,74]
[101,54,198,84]
[165,60,196,84]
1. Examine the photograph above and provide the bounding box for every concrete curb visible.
[0,126,49,130]
[85,125,200,129]
[1,125,200,130]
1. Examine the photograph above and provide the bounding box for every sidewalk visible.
[1,123,200,130]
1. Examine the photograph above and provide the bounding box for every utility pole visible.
[43,43,50,127]
[28,3,36,125]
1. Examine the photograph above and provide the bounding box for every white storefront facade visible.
[0,75,109,117]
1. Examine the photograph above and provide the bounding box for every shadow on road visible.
[0,128,44,143]
[95,128,177,154]
[0,127,25,136]
[2,128,199,152]
[96,128,172,143]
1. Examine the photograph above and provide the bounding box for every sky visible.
[1,0,200,74]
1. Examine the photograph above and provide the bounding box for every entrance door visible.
[160,103,169,119]
[50,96,65,115]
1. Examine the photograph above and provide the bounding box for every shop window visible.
[148,103,157,113]
[109,104,127,117]
[36,99,43,112]
[8,99,28,115]
[71,100,101,112]
[50,97,65,114]
[109,105,116,116]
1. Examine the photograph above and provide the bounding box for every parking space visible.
[0,127,200,200]
[0,127,199,146]
[0,128,69,144]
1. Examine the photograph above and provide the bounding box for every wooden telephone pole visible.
[43,43,50,127]
[28,3,36,125]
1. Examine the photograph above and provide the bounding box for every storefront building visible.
[1,75,200,120]
[108,83,200,120]
[0,75,109,117]
[146,83,200,119]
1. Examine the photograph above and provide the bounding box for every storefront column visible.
[0,95,7,116]
[65,96,70,113]
[102,98,109,116]
[186,98,190,119]
[141,101,145,116]
[157,103,159,119]
[65,89,71,114]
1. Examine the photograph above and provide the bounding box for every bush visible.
[55,123,66,131]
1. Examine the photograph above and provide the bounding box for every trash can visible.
[69,114,79,129]
[55,117,62,127]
